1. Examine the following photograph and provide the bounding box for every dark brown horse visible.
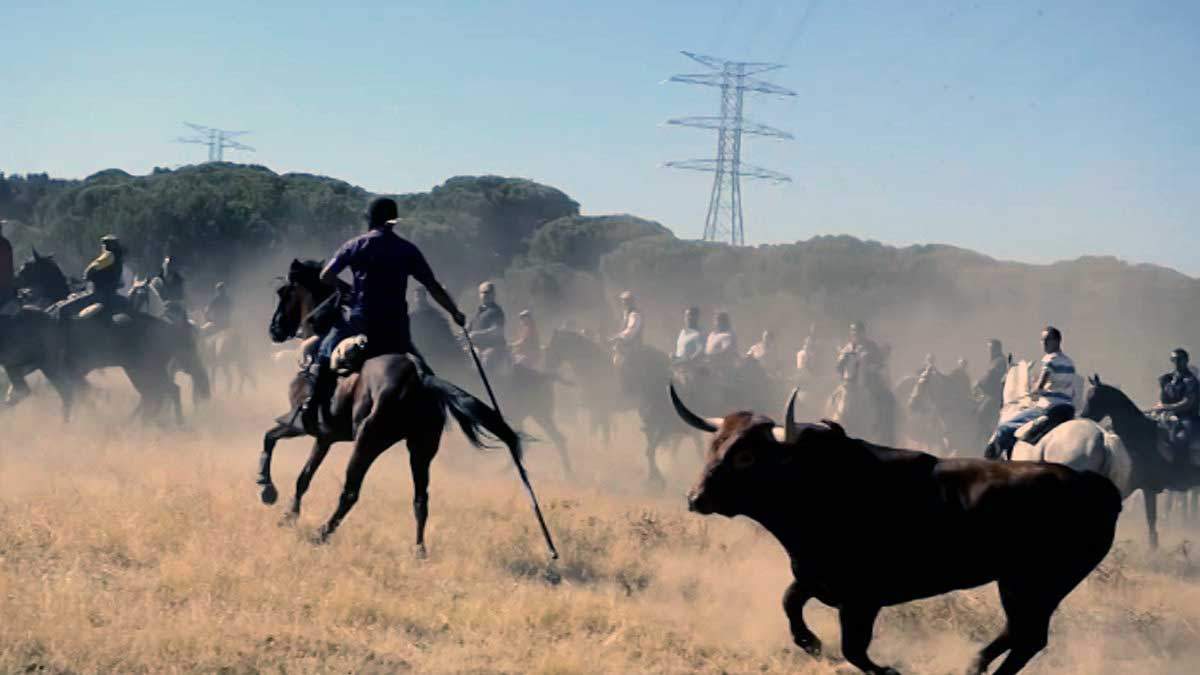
[257,260,533,553]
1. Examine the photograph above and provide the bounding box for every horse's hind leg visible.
[283,438,332,525]
[407,427,441,557]
[316,421,390,543]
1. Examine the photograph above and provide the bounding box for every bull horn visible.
[784,387,800,443]
[670,384,720,433]
[770,388,802,443]
[31,247,41,261]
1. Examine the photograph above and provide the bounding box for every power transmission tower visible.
[664,51,795,246]
[176,123,255,162]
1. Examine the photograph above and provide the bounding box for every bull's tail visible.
[421,373,522,460]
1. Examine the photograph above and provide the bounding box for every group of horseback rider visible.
[0,219,233,338]
[7,200,1196,461]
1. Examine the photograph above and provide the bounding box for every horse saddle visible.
[1015,406,1076,447]
[331,334,370,376]
[1153,415,1200,466]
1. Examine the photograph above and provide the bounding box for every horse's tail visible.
[421,373,523,461]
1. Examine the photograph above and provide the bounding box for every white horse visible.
[1000,360,1134,498]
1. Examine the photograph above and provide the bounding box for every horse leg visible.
[283,437,333,525]
[258,423,301,505]
[407,428,441,557]
[1145,488,1159,549]
[644,426,666,489]
[316,422,389,543]
[783,580,822,657]
[534,412,573,479]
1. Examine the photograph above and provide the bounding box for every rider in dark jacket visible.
[1154,348,1199,463]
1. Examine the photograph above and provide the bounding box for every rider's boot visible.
[300,362,336,435]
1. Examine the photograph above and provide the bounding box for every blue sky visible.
[3,1,1197,275]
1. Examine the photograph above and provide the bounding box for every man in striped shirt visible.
[987,326,1077,458]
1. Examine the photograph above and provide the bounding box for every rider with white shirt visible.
[987,326,1077,458]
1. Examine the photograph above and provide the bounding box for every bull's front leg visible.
[782,579,822,657]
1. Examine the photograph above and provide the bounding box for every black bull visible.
[672,386,1120,675]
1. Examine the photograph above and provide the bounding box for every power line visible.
[663,51,796,246]
[175,122,255,163]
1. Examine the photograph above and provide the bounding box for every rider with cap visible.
[987,326,1076,458]
[1153,348,1199,463]
[62,234,127,318]
[301,197,465,434]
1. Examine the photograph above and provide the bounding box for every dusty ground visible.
[2,373,1200,674]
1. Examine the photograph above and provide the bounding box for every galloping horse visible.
[545,329,696,485]
[7,252,209,421]
[411,301,573,477]
[256,259,534,552]
[826,356,896,446]
[129,277,252,394]
[1081,376,1200,548]
[903,369,980,454]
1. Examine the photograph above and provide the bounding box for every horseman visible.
[673,306,704,364]
[609,290,643,367]
[511,309,542,369]
[202,281,231,333]
[972,339,1008,441]
[58,234,126,318]
[301,197,465,434]
[987,326,1077,458]
[704,311,738,373]
[150,256,187,322]
[949,358,971,393]
[836,321,885,388]
[745,330,778,371]
[468,281,510,372]
[1152,348,1199,463]
[0,219,15,316]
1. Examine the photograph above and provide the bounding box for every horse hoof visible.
[260,483,279,505]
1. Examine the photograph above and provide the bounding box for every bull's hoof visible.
[260,483,279,505]
[278,511,298,528]
[311,527,333,545]
[794,636,822,658]
[413,543,428,560]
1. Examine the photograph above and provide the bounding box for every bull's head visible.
[673,386,841,517]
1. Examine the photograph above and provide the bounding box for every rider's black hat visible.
[366,197,399,227]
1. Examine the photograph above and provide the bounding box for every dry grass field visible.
[3,373,1200,674]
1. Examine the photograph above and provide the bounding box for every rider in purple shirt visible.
[301,197,465,434]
